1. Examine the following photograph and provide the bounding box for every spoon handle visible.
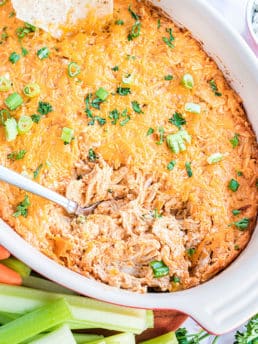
[0,165,77,214]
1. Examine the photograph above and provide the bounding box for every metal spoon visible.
[0,165,102,216]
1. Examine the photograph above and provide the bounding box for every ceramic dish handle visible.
[0,165,77,214]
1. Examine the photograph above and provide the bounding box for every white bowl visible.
[0,0,257,335]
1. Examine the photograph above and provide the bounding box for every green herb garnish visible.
[31,114,41,123]
[164,74,173,81]
[37,47,50,60]
[131,101,143,114]
[128,5,140,20]
[33,164,43,179]
[167,130,191,154]
[230,134,240,148]
[112,66,119,71]
[232,209,241,216]
[37,101,53,115]
[209,79,222,96]
[167,160,176,171]
[115,19,124,25]
[234,313,258,343]
[116,87,131,96]
[147,128,154,136]
[7,150,26,161]
[230,218,249,231]
[150,261,169,278]
[5,92,23,110]
[16,23,36,39]
[156,127,165,145]
[109,109,120,125]
[162,28,175,48]
[228,179,239,192]
[88,148,97,162]
[187,248,196,257]
[157,19,161,29]
[9,52,20,64]
[128,21,141,41]
[153,209,162,219]
[13,195,30,218]
[185,162,193,177]
[169,112,186,129]
[21,47,28,56]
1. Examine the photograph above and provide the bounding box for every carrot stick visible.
[0,263,22,285]
[0,246,11,260]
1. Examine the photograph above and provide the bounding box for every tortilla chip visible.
[11,0,113,38]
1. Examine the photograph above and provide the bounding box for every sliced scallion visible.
[18,116,33,134]
[4,118,18,141]
[122,74,133,85]
[0,76,12,92]
[184,102,201,114]
[181,74,194,90]
[61,127,74,144]
[166,130,191,154]
[229,218,249,231]
[9,52,20,64]
[68,62,80,78]
[0,109,11,125]
[185,162,193,177]
[228,179,239,192]
[37,47,50,60]
[95,87,109,101]
[150,261,169,278]
[4,92,23,111]
[207,153,223,164]
[23,83,40,98]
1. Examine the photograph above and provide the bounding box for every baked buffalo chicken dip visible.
[0,0,257,293]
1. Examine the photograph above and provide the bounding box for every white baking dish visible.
[0,0,257,335]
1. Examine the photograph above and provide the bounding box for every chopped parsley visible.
[13,195,30,218]
[232,209,241,216]
[228,179,239,192]
[31,114,41,123]
[37,101,53,115]
[147,128,154,136]
[185,162,193,177]
[209,79,222,96]
[9,11,15,18]
[234,313,258,343]
[109,109,120,125]
[16,23,36,39]
[120,114,131,126]
[230,218,250,231]
[33,164,43,179]
[169,112,186,129]
[237,171,243,177]
[162,28,175,48]
[9,52,20,64]
[111,65,119,71]
[164,74,173,80]
[153,209,162,218]
[37,47,50,60]
[156,127,165,145]
[21,47,29,56]
[230,133,240,148]
[115,19,124,25]
[167,160,176,171]
[157,19,161,29]
[187,248,196,257]
[7,150,27,161]
[116,87,131,96]
[150,261,169,278]
[131,101,143,114]
[88,148,97,162]
[172,275,181,283]
[85,92,107,126]
[128,21,141,41]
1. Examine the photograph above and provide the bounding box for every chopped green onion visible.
[109,109,120,124]
[156,127,165,145]
[13,195,30,218]
[232,209,241,216]
[172,275,181,283]
[131,100,143,113]
[122,74,133,85]
[181,74,194,90]
[95,87,109,101]
[37,47,50,60]
[230,218,249,231]
[9,52,20,64]
[61,127,74,144]
[184,102,201,114]
[0,76,12,92]
[23,83,41,98]
[0,299,71,344]
[157,19,161,29]
[230,134,240,148]
[68,62,81,78]
[209,79,222,97]
[1,257,31,278]
[21,47,29,56]
[120,115,131,126]
[167,160,176,171]
[4,118,18,142]
[116,87,131,96]
[18,116,33,134]
[33,164,43,179]
[164,74,173,81]
[128,5,140,20]
[162,28,175,48]
[166,130,191,154]
[169,112,186,129]
[187,248,196,256]
[115,19,124,25]
[228,179,239,192]
[88,148,97,162]
[16,23,36,39]
[128,21,141,41]
[139,331,178,344]
[207,153,223,164]
[185,162,193,177]
[0,109,11,125]
[150,261,169,278]
[147,128,154,136]
[5,92,23,111]
[153,209,162,219]
[7,150,26,161]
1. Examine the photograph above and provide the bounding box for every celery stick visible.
[0,285,150,334]
[1,257,31,277]
[29,324,76,344]
[73,334,104,344]
[86,332,135,344]
[0,298,72,344]
[0,311,20,324]
[139,331,178,344]
[22,276,76,295]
